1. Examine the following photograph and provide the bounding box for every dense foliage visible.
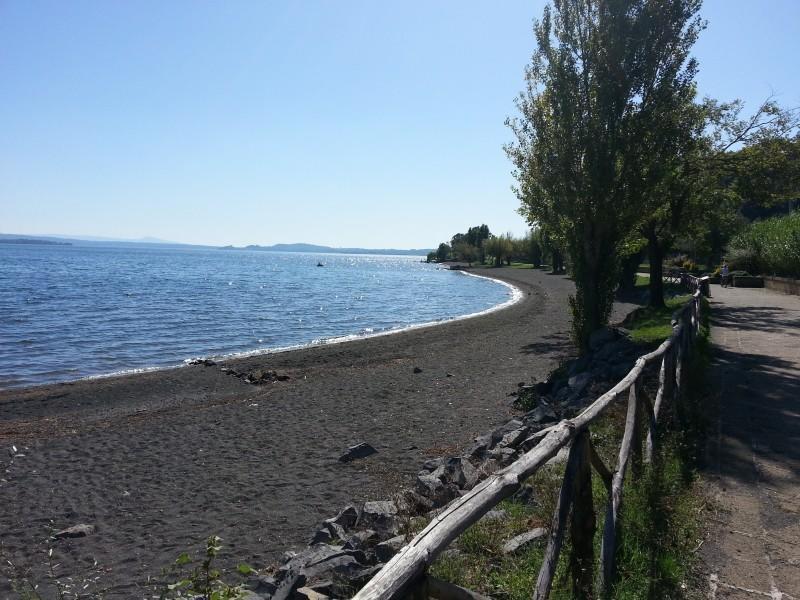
[506,0,704,351]
[727,211,800,278]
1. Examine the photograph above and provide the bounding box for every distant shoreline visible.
[1,269,522,392]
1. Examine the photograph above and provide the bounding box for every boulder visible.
[499,427,529,449]
[339,442,377,463]
[502,528,548,554]
[375,535,407,562]
[443,457,478,489]
[359,501,398,534]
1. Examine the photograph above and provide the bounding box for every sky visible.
[1,1,799,249]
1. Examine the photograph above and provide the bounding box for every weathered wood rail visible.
[354,286,706,600]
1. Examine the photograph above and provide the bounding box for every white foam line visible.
[60,271,524,386]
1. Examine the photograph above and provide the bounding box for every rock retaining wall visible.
[763,275,800,296]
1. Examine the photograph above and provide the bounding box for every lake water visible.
[0,245,518,389]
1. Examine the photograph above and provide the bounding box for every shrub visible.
[727,211,800,278]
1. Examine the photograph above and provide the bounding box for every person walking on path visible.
[720,261,730,288]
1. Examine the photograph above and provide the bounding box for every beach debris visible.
[220,366,291,384]
[244,369,291,384]
[187,358,216,366]
[338,442,377,463]
[502,528,548,555]
[54,523,96,539]
[296,586,330,600]
[413,366,423,374]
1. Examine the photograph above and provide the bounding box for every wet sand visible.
[0,268,634,598]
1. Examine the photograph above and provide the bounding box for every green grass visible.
[624,294,691,345]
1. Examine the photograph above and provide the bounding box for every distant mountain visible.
[0,233,209,250]
[0,237,71,246]
[220,243,433,256]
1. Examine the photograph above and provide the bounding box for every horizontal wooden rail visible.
[354,290,704,600]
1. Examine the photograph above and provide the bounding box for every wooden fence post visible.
[533,433,586,600]
[570,431,595,599]
[629,380,643,480]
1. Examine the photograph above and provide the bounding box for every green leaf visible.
[236,563,256,576]
[174,552,192,566]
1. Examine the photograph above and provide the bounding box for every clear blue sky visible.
[1,1,798,248]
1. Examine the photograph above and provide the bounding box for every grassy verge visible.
[425,297,711,599]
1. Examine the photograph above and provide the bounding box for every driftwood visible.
[353,290,704,600]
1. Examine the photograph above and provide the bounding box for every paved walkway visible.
[701,285,800,599]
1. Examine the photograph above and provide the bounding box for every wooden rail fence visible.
[354,284,706,600]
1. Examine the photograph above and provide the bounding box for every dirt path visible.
[701,285,800,599]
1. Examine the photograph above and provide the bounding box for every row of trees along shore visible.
[425,225,560,270]
[490,0,799,354]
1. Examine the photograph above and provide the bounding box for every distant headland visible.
[219,242,433,256]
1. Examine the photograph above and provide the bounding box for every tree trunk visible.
[647,233,665,308]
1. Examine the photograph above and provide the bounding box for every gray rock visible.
[329,505,359,530]
[524,405,558,424]
[480,509,508,523]
[464,435,491,459]
[394,489,433,514]
[421,457,445,472]
[310,527,333,545]
[299,554,363,582]
[312,520,347,545]
[416,471,445,499]
[443,457,478,489]
[54,524,95,539]
[567,372,592,393]
[502,528,548,554]
[270,570,306,600]
[375,534,406,562]
[499,427,530,449]
[490,419,525,444]
[489,446,517,465]
[343,529,378,551]
[250,574,278,596]
[339,442,377,463]
[359,501,398,533]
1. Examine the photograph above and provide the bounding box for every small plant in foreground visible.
[158,536,256,600]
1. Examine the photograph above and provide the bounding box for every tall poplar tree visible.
[506,0,703,351]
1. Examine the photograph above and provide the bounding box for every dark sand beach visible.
[0,269,635,598]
